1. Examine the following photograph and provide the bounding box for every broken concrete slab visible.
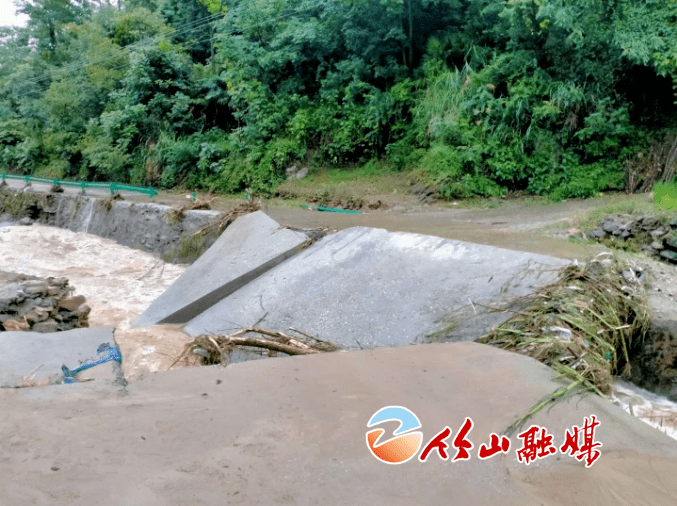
[185,227,568,348]
[135,211,309,326]
[1,342,676,505]
[0,326,124,388]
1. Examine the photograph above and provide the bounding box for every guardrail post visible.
[110,183,117,196]
[25,176,30,184]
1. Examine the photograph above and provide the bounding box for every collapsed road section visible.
[2,200,677,505]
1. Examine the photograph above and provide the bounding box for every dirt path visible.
[6,177,653,260]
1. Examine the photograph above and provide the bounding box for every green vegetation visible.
[1,0,677,200]
[654,181,677,210]
[163,230,219,264]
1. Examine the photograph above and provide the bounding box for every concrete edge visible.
[157,238,311,325]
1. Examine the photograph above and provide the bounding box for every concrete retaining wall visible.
[0,189,220,260]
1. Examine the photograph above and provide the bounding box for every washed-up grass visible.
[478,254,651,434]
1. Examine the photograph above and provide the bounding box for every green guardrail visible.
[1,174,157,199]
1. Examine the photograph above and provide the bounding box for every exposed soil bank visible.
[0,189,220,260]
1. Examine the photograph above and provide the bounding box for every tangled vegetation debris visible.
[166,193,216,223]
[478,254,651,433]
[169,327,340,369]
[162,201,262,263]
[194,201,261,236]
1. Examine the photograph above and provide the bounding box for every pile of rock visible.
[0,272,90,332]
[588,215,677,263]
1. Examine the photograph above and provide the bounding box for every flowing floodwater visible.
[613,380,677,441]
[0,222,186,330]
[2,221,677,437]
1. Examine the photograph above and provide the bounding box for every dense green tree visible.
[0,0,675,198]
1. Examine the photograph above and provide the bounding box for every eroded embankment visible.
[0,189,220,261]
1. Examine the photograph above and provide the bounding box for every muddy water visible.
[267,206,600,260]
[263,194,656,260]
[614,380,677,441]
[0,223,186,330]
[3,213,677,440]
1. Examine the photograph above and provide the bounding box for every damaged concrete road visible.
[1,342,676,505]
[0,327,124,388]
[135,211,310,326]
[184,226,568,347]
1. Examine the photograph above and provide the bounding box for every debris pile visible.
[587,215,677,263]
[478,255,651,429]
[194,201,261,236]
[0,271,90,332]
[169,326,340,369]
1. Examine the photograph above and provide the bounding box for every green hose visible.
[316,206,363,214]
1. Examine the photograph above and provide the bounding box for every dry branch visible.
[169,326,340,370]
[192,201,261,237]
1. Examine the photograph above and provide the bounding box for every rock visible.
[285,165,309,180]
[31,319,59,333]
[0,213,13,223]
[38,297,55,308]
[589,228,606,239]
[602,219,620,234]
[18,217,33,226]
[24,309,48,324]
[666,233,677,250]
[651,241,665,251]
[60,295,86,312]
[2,319,29,331]
[76,304,91,318]
[612,225,626,237]
[660,250,677,263]
[1,274,87,332]
[670,219,677,228]
[23,282,47,295]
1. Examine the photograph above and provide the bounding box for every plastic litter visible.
[62,342,122,384]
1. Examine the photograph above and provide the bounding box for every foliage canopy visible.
[1,0,676,198]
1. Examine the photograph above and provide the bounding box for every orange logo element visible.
[366,406,423,464]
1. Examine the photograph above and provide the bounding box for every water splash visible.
[81,198,95,234]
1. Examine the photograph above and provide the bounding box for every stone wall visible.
[588,215,677,263]
[0,271,89,332]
